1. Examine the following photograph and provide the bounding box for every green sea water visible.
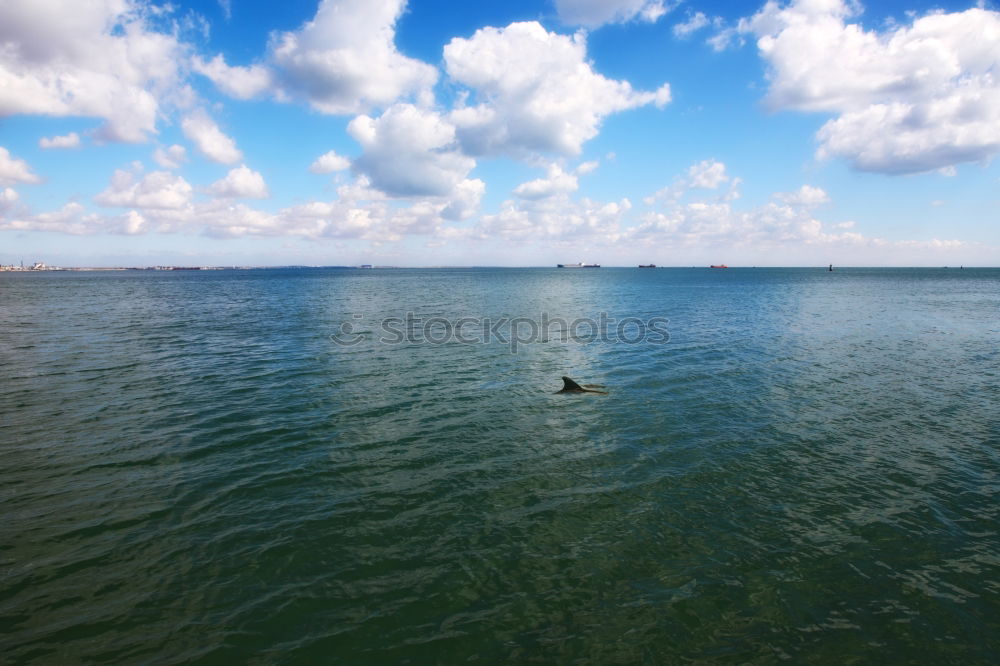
[1,267,998,663]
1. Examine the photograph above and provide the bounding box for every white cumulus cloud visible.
[208,165,269,199]
[119,210,148,235]
[444,21,670,157]
[271,0,437,113]
[673,12,710,38]
[478,194,631,241]
[634,182,849,250]
[181,109,243,164]
[620,162,985,264]
[0,201,99,235]
[0,187,20,213]
[349,104,477,198]
[554,0,674,27]
[19,171,481,240]
[310,150,352,173]
[0,147,42,185]
[777,184,830,207]
[513,162,598,200]
[646,158,740,205]
[514,170,578,200]
[153,144,188,169]
[195,0,437,115]
[0,0,186,143]
[743,1,1000,173]
[438,178,486,221]
[95,166,193,209]
[39,132,81,149]
[687,159,729,189]
[191,54,273,100]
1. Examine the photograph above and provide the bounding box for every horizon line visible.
[2,264,992,270]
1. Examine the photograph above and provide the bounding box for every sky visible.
[0,0,998,267]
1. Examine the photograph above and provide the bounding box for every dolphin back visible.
[561,376,585,391]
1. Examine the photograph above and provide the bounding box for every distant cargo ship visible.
[638,264,656,268]
[709,264,728,269]
[557,262,600,268]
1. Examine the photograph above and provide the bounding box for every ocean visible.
[2,267,998,663]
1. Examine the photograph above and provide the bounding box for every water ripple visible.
[2,268,999,663]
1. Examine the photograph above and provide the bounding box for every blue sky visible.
[0,0,997,266]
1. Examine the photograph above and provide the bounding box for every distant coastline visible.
[2,264,993,272]
[0,264,362,272]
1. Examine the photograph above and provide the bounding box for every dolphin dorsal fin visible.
[561,376,584,391]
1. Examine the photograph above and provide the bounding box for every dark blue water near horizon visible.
[2,267,999,663]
